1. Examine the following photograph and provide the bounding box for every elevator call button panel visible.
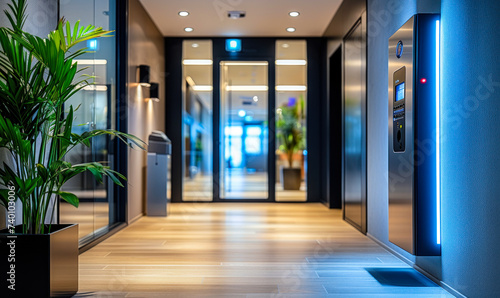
[393,66,406,152]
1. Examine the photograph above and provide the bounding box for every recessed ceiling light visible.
[184,27,194,32]
[289,11,300,17]
[192,43,199,48]
[286,27,296,33]
[178,11,189,17]
[282,43,290,48]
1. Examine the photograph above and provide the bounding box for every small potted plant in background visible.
[276,97,305,190]
[0,0,144,296]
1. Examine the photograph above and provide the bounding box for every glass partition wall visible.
[59,0,118,243]
[275,40,308,202]
[182,40,214,201]
[179,39,307,201]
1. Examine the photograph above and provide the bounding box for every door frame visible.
[213,56,276,202]
[328,46,343,209]
[166,37,325,203]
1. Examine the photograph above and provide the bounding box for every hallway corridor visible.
[77,203,451,297]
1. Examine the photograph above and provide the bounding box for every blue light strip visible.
[436,20,441,245]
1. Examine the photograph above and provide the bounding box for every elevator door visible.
[343,18,367,233]
[219,61,270,200]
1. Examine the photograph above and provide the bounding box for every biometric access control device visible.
[388,14,441,256]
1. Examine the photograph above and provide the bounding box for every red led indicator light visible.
[420,78,427,84]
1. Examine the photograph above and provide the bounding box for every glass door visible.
[59,0,117,244]
[219,61,269,199]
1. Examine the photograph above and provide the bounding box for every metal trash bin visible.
[147,131,171,216]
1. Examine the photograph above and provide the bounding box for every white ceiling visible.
[139,0,343,37]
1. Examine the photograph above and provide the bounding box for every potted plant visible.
[276,97,305,190]
[0,1,144,296]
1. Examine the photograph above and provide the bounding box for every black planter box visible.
[281,167,302,190]
[0,224,78,297]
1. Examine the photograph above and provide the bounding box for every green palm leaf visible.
[0,0,144,234]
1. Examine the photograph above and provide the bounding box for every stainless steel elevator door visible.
[343,18,367,232]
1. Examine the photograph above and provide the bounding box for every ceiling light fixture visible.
[83,85,108,92]
[276,85,307,91]
[178,11,189,17]
[184,27,194,32]
[192,85,213,91]
[223,62,268,66]
[228,11,246,19]
[276,60,307,66]
[286,27,296,33]
[289,11,300,17]
[226,86,268,91]
[183,59,213,65]
[73,59,107,65]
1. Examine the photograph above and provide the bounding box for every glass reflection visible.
[59,0,117,242]
[275,40,307,202]
[182,40,213,201]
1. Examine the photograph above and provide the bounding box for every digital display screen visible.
[395,82,405,102]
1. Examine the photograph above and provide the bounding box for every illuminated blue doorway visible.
[219,61,269,199]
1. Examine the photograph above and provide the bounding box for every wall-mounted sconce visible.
[146,82,160,102]
[137,65,151,87]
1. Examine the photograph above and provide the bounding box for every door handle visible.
[85,121,96,130]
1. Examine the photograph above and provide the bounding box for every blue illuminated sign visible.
[226,39,242,52]
[87,39,98,51]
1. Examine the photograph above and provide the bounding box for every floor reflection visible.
[183,172,306,201]
[60,196,109,239]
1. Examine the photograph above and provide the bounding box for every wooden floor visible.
[76,203,451,297]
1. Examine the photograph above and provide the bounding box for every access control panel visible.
[393,67,406,152]
[388,14,441,256]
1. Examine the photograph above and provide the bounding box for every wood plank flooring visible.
[76,203,452,297]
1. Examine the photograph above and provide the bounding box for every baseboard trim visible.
[439,281,467,298]
[129,212,143,224]
[366,233,465,298]
[79,222,127,254]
